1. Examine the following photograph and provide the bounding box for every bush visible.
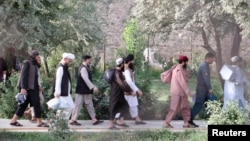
[47,110,71,140]
[0,73,19,118]
[206,100,250,125]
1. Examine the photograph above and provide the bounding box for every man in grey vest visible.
[70,55,103,126]
[10,50,48,127]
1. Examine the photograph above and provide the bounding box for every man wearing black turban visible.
[115,54,146,126]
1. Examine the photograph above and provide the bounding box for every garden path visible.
[0,119,207,132]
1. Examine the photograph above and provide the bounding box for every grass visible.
[149,77,224,120]
[150,78,198,101]
[0,130,208,141]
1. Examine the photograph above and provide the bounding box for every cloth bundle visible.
[15,93,27,105]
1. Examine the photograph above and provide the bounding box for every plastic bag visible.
[47,97,71,110]
[47,98,60,110]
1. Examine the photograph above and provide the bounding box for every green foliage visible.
[0,130,208,141]
[123,19,145,54]
[132,0,249,89]
[206,100,250,125]
[122,19,158,119]
[47,109,71,140]
[221,0,250,37]
[0,0,103,74]
[0,73,19,118]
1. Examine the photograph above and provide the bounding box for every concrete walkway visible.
[0,119,208,132]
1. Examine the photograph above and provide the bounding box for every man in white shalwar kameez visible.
[53,53,75,120]
[115,54,146,125]
[222,56,249,110]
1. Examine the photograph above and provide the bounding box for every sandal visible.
[92,120,104,125]
[10,121,23,127]
[162,123,173,128]
[70,121,81,126]
[115,122,129,127]
[183,124,195,128]
[135,120,146,125]
[37,122,49,127]
[108,126,119,130]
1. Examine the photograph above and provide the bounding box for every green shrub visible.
[0,73,19,118]
[47,109,71,140]
[206,100,250,125]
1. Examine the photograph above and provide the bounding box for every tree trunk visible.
[201,29,224,89]
[43,56,50,77]
[231,24,242,57]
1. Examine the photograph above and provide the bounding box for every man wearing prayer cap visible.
[62,52,75,60]
[52,52,75,120]
[231,56,241,63]
[116,57,123,66]
[108,57,136,130]
[222,56,249,110]
[189,52,215,127]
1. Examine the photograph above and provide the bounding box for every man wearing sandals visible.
[10,50,49,127]
[114,54,146,125]
[108,58,136,130]
[52,53,75,120]
[70,55,104,126]
[163,55,195,128]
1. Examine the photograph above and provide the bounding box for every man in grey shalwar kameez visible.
[222,56,249,110]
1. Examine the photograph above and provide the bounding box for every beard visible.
[129,63,134,71]
[121,66,125,72]
[31,58,41,68]
[183,63,187,69]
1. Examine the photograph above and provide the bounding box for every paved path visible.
[0,119,207,132]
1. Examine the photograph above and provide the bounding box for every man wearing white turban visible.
[52,52,75,120]
[222,56,249,110]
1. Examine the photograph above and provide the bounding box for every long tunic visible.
[123,68,139,107]
[109,69,133,120]
[165,64,192,123]
[195,61,212,102]
[222,65,249,110]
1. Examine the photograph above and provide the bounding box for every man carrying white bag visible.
[48,53,76,120]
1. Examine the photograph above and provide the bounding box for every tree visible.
[0,0,103,76]
[132,0,250,87]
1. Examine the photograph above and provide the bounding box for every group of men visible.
[9,50,145,130]
[7,49,248,129]
[163,52,249,128]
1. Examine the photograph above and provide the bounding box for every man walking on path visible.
[52,53,75,120]
[163,55,195,128]
[115,54,146,125]
[189,52,215,127]
[222,56,249,110]
[10,50,48,127]
[70,55,104,126]
[108,58,136,130]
